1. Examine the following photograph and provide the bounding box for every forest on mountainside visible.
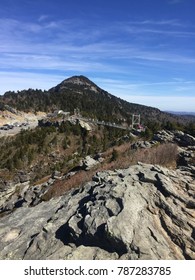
[1,76,195,127]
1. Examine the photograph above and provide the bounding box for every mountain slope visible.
[48,75,190,125]
[0,75,193,125]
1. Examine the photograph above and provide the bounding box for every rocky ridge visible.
[0,161,194,260]
[0,130,194,260]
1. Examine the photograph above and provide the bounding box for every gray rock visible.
[18,171,30,183]
[52,171,62,179]
[131,141,152,150]
[80,156,99,170]
[66,245,118,260]
[174,131,195,147]
[153,130,174,143]
[153,130,195,148]
[0,163,194,260]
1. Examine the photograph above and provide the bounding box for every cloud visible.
[38,15,50,22]
[131,51,195,64]
[95,77,195,111]
[127,19,186,28]
[0,41,190,67]
[96,78,195,95]
[121,95,195,112]
[124,23,194,38]
[0,71,64,93]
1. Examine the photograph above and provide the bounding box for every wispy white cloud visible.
[124,23,195,38]
[38,15,50,22]
[124,95,195,111]
[131,19,185,27]
[95,78,195,96]
[95,77,195,111]
[0,51,122,74]
[0,71,64,93]
[1,38,195,69]
[131,51,195,64]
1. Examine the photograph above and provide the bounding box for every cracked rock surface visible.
[0,163,194,260]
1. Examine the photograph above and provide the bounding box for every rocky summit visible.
[0,162,194,260]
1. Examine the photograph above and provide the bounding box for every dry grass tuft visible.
[41,170,95,201]
[41,143,178,200]
[130,143,178,167]
[100,143,178,171]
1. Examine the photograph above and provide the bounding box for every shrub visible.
[110,148,119,162]
[101,143,178,171]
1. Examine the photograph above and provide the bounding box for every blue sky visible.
[0,0,195,112]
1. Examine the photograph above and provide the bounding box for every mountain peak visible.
[62,75,94,86]
[50,75,102,93]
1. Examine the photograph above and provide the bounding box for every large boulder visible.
[78,119,92,131]
[174,131,195,147]
[79,155,99,170]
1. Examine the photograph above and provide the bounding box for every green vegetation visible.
[110,149,119,162]
[0,121,129,182]
[0,115,193,183]
[184,121,195,137]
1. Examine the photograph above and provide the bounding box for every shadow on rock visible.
[55,221,127,256]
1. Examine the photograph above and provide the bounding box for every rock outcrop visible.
[79,155,101,171]
[153,130,195,147]
[0,162,194,260]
